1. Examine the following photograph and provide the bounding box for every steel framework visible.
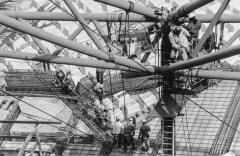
[0,0,240,155]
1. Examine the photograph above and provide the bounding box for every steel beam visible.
[161,44,240,73]
[2,11,240,23]
[92,20,116,52]
[95,0,159,19]
[222,29,240,49]
[0,120,61,124]
[123,68,240,81]
[51,20,90,56]
[176,69,240,81]
[170,0,214,18]
[0,50,137,72]
[196,14,240,23]
[0,13,151,72]
[96,0,213,20]
[31,37,50,54]
[193,0,230,56]
[63,0,106,51]
[0,11,153,22]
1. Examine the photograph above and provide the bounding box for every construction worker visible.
[53,67,65,87]
[62,71,75,94]
[96,68,104,84]
[139,119,151,151]
[111,116,123,148]
[185,13,202,49]
[169,25,190,62]
[93,81,104,102]
[123,118,136,151]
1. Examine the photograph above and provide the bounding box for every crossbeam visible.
[1,11,240,23]
[0,50,136,72]
[0,12,151,72]
[0,120,61,124]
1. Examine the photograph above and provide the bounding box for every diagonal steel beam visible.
[63,0,106,51]
[92,20,116,52]
[193,0,230,56]
[51,20,90,56]
[0,50,137,72]
[0,13,151,72]
[222,29,240,49]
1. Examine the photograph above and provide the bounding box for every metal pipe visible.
[95,0,159,19]
[171,0,214,18]
[2,11,240,23]
[176,69,240,81]
[31,37,50,54]
[51,20,90,56]
[0,120,61,124]
[222,29,240,49]
[0,50,137,72]
[123,69,240,81]
[0,11,153,22]
[193,0,230,56]
[96,0,213,20]
[0,13,151,72]
[92,20,116,52]
[63,0,105,51]
[163,44,240,72]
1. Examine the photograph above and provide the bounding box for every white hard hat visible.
[142,119,147,123]
[116,116,120,121]
[189,13,195,18]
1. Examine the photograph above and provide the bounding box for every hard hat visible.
[116,116,120,121]
[142,119,147,124]
[189,13,195,18]
[173,26,182,34]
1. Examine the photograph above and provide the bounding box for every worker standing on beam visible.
[185,13,202,49]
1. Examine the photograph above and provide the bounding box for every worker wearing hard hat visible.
[138,119,151,151]
[185,13,202,49]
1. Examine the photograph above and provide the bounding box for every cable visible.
[162,80,240,135]
[48,0,153,73]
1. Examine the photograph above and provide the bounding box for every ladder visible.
[150,117,175,156]
[162,117,175,156]
[32,71,113,145]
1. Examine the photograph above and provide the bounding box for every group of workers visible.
[168,13,202,63]
[112,116,151,152]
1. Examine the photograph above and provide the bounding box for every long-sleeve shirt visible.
[169,27,190,51]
